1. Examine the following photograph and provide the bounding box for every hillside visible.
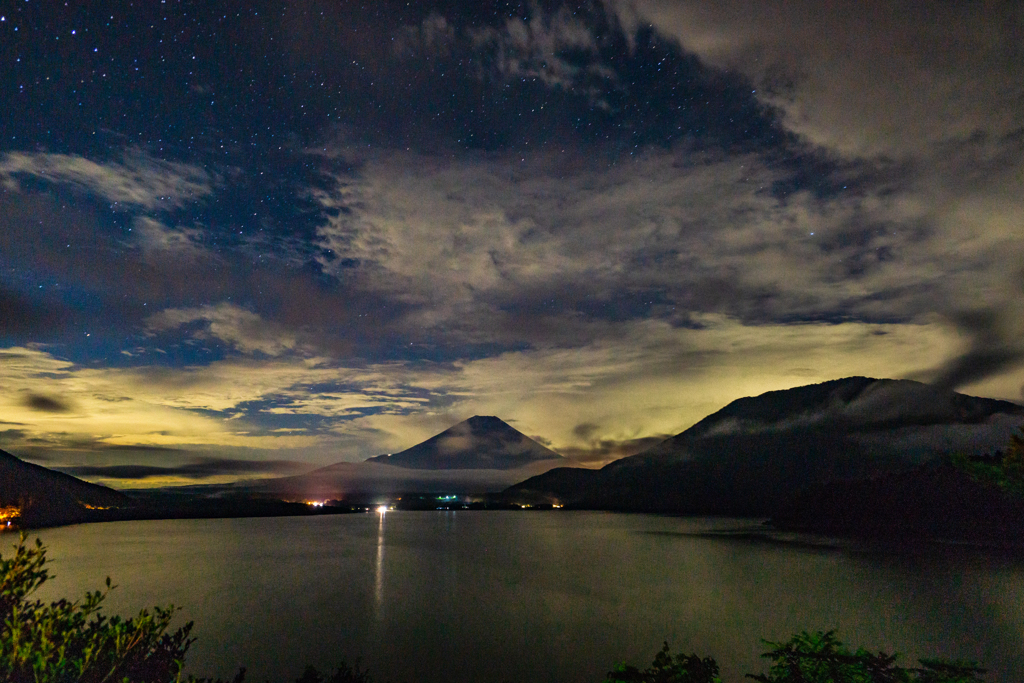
[0,449,133,527]
[503,377,1024,515]
[770,459,1024,543]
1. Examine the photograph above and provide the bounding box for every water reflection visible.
[29,512,1024,683]
[374,508,386,618]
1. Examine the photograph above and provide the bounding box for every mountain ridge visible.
[504,377,1024,514]
[0,448,133,527]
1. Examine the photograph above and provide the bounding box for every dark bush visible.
[0,535,193,683]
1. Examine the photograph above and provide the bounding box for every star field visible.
[1,0,1023,486]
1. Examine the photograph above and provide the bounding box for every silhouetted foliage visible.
[606,632,985,683]
[605,641,721,683]
[954,424,1024,499]
[0,535,194,683]
[746,630,985,682]
[293,660,374,683]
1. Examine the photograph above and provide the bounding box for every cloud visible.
[622,0,1024,157]
[0,149,214,210]
[0,429,28,444]
[314,146,792,339]
[318,315,989,460]
[928,306,1024,392]
[0,0,1021,491]
[131,217,207,257]
[62,457,311,481]
[0,313,984,469]
[313,136,1024,347]
[557,435,672,465]
[0,346,323,453]
[21,393,74,413]
[459,7,604,90]
[146,302,299,356]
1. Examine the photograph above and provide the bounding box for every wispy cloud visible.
[62,457,311,480]
[146,302,300,356]
[313,135,1024,355]
[131,217,208,257]
[0,149,214,210]
[623,0,1024,156]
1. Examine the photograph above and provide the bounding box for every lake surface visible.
[23,512,1024,682]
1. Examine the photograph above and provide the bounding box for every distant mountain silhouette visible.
[366,415,565,470]
[504,377,1024,515]
[256,416,570,499]
[0,449,366,529]
[0,449,132,527]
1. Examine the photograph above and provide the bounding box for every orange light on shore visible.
[0,506,21,525]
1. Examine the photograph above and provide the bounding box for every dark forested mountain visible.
[366,415,565,470]
[0,449,132,527]
[504,377,1024,515]
[770,459,1024,542]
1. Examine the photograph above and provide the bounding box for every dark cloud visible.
[62,458,312,481]
[0,429,28,442]
[930,308,1024,392]
[98,444,190,453]
[557,435,673,464]
[22,393,74,413]
[573,422,601,440]
[8,433,191,457]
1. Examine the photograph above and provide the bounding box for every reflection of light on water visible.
[374,508,385,617]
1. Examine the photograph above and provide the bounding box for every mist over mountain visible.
[263,416,570,499]
[366,416,565,470]
[505,377,1024,515]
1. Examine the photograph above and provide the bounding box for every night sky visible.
[2,0,1023,488]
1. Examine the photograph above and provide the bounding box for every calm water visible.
[22,512,1024,682]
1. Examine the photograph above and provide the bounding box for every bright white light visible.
[376,505,388,513]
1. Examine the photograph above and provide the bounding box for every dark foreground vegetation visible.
[1,537,991,683]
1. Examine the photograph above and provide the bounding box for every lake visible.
[24,511,1024,682]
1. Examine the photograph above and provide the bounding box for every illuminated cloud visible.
[146,303,300,356]
[460,7,604,89]
[623,0,1024,156]
[132,217,207,257]
[313,137,1024,353]
[0,313,996,475]
[0,149,213,210]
